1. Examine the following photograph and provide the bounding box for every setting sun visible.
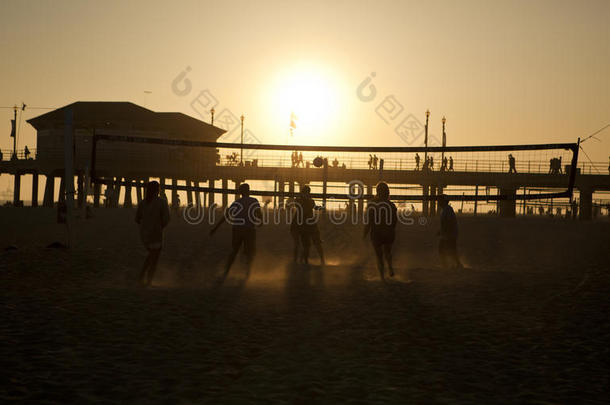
[269,64,342,144]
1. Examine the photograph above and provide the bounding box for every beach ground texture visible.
[1,207,609,404]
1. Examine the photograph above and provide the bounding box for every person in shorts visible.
[363,182,399,280]
[294,185,325,265]
[210,183,261,279]
[438,194,463,269]
[135,181,170,286]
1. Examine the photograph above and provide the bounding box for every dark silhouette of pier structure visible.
[2,102,609,220]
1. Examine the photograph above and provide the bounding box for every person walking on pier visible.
[548,157,563,174]
[135,181,170,286]
[363,182,404,280]
[508,154,517,173]
[298,152,304,167]
[423,156,429,171]
[429,156,434,171]
[210,183,262,281]
[415,153,420,170]
[373,155,379,170]
[438,194,463,269]
[295,185,325,265]
[449,156,454,171]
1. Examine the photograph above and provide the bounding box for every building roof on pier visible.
[27,101,226,141]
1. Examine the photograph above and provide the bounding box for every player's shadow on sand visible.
[284,262,397,291]
[284,262,326,290]
[211,256,252,289]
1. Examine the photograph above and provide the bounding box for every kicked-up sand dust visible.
[1,207,609,403]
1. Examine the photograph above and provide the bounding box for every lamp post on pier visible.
[240,114,244,166]
[424,109,430,161]
[441,116,446,163]
[11,105,17,160]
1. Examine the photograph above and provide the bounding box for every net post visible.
[473,185,478,216]
[567,138,580,201]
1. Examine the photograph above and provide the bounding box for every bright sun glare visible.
[271,64,341,144]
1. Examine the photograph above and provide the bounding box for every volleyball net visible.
[88,134,580,203]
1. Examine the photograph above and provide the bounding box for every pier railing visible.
[3,146,606,176]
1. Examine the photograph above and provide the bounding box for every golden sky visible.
[1,0,609,162]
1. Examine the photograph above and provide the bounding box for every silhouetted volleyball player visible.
[210,183,261,279]
[438,194,463,269]
[295,185,325,265]
[363,182,398,279]
[135,181,170,286]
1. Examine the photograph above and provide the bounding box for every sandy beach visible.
[1,207,609,404]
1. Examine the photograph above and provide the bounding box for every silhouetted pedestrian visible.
[508,154,517,173]
[449,156,454,171]
[210,183,261,281]
[135,181,170,286]
[549,157,562,174]
[415,153,420,170]
[438,194,462,269]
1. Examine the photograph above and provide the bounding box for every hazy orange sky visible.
[1,0,609,164]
